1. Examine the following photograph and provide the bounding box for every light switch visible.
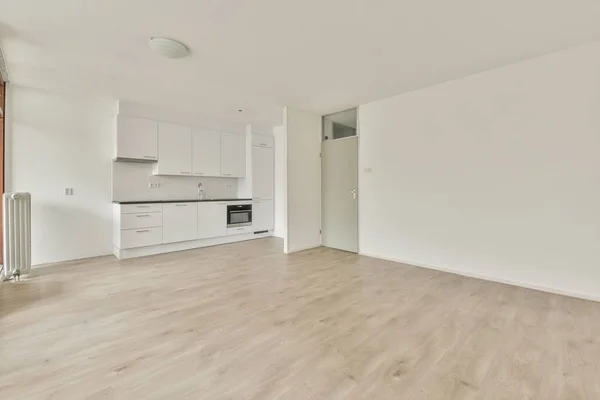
[64,188,74,195]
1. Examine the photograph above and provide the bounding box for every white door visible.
[321,136,358,252]
[198,202,227,239]
[252,145,274,200]
[154,122,192,176]
[192,129,221,177]
[221,133,246,177]
[252,200,274,232]
[162,203,198,243]
[115,116,158,161]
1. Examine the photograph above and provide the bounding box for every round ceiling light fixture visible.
[148,37,190,59]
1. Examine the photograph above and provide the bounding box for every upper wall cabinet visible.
[221,133,246,177]
[192,129,221,177]
[153,122,192,176]
[114,115,158,162]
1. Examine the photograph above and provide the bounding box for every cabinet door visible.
[115,116,158,161]
[252,145,274,200]
[252,200,274,232]
[162,203,198,243]
[221,133,246,177]
[252,135,274,148]
[197,203,227,239]
[192,129,221,177]
[154,122,192,176]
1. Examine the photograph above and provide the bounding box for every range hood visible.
[113,157,158,163]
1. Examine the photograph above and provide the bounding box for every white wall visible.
[273,125,285,238]
[359,42,600,301]
[284,107,321,253]
[7,86,115,265]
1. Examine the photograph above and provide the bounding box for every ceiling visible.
[2,0,600,126]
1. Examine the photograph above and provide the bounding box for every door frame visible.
[320,107,360,253]
[0,78,5,264]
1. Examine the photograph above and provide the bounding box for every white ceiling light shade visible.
[148,37,190,59]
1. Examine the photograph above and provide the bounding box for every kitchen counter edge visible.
[113,198,253,205]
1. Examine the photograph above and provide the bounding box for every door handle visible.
[350,189,357,200]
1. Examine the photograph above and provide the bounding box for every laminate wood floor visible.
[1,238,599,399]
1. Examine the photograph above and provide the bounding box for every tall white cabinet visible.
[251,135,274,232]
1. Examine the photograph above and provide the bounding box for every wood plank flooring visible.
[1,238,599,399]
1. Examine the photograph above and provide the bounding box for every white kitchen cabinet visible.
[252,135,274,148]
[197,202,227,239]
[252,200,274,232]
[252,145,274,200]
[120,227,163,249]
[115,115,158,161]
[121,212,162,230]
[153,122,192,176]
[162,203,198,243]
[221,132,246,177]
[120,203,162,214]
[192,129,221,177]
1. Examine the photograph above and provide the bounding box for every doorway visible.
[321,108,358,253]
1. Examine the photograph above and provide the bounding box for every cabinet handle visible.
[181,172,191,175]
[260,143,267,146]
[194,172,204,175]
[143,156,156,159]
[136,230,151,233]
[222,173,231,176]
[176,204,187,207]
[136,205,151,208]
[136,215,150,217]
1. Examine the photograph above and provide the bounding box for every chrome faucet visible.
[197,182,205,199]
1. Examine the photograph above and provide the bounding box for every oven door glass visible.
[229,211,251,225]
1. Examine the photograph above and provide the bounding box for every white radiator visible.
[2,192,31,281]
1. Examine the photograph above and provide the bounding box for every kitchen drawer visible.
[120,227,163,249]
[120,203,163,214]
[252,135,274,148]
[121,212,162,230]
[227,225,252,236]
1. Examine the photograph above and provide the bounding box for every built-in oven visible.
[227,204,252,228]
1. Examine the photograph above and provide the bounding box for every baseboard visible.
[285,244,321,254]
[115,231,273,259]
[33,253,113,269]
[359,251,600,303]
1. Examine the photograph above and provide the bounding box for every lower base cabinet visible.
[252,200,274,232]
[121,227,163,249]
[198,203,227,239]
[162,203,198,243]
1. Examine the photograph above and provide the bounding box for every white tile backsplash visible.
[112,162,239,201]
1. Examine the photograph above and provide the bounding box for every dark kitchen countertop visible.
[112,198,252,205]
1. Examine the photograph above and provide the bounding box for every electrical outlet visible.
[149,182,160,188]
[225,183,233,189]
[64,188,74,195]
